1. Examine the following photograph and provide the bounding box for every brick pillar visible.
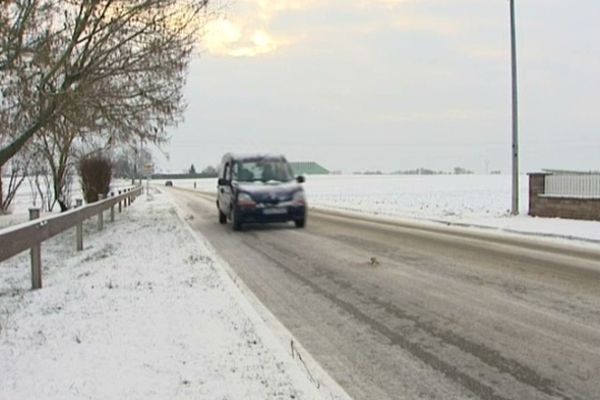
[528,173,548,217]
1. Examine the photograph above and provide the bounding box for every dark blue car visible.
[217,153,307,231]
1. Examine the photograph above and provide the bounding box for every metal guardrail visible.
[0,186,143,289]
[544,174,600,198]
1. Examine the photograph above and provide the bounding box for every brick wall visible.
[528,173,600,221]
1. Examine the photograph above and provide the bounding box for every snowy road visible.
[167,188,600,400]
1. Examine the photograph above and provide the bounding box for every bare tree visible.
[112,149,134,179]
[0,0,211,204]
[26,149,54,212]
[0,155,28,213]
[36,118,78,211]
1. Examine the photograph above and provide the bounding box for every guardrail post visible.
[29,209,42,290]
[98,194,105,230]
[128,189,132,206]
[76,199,83,251]
[118,190,122,212]
[110,191,115,222]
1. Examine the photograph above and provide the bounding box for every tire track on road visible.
[242,236,572,400]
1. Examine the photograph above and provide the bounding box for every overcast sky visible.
[157,0,600,174]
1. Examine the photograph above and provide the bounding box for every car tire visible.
[232,208,242,231]
[294,219,306,228]
[218,209,227,224]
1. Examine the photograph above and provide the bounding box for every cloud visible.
[360,0,416,7]
[201,0,468,57]
[203,18,283,57]
[351,0,463,38]
[255,0,320,21]
[201,0,318,57]
[465,46,508,62]
[392,14,460,36]
[378,108,498,123]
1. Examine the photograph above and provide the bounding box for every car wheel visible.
[218,209,227,224]
[294,219,306,228]
[232,208,243,231]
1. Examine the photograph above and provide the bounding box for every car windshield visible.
[233,158,294,183]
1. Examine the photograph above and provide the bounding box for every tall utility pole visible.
[510,0,520,215]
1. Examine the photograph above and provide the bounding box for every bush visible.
[79,155,112,203]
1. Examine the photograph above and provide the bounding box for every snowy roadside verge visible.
[164,189,353,400]
[309,204,600,246]
[0,189,335,400]
[308,206,600,253]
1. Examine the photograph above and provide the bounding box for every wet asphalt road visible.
[167,188,600,400]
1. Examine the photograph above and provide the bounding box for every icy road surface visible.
[167,187,600,400]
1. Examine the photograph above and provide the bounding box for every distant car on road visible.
[165,180,173,187]
[217,153,306,231]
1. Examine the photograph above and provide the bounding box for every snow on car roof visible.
[225,153,286,162]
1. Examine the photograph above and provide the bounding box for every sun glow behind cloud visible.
[201,0,317,57]
[202,0,471,58]
[203,18,281,57]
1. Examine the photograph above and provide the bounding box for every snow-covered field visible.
[157,174,600,243]
[2,175,599,398]
[156,174,529,215]
[0,189,333,400]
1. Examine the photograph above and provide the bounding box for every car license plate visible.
[263,207,287,215]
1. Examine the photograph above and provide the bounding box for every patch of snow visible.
[0,189,328,400]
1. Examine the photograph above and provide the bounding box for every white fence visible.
[544,174,600,198]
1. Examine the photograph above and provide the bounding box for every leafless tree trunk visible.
[26,151,53,212]
[37,118,77,211]
[0,166,3,213]
[0,156,28,213]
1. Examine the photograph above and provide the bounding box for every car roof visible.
[223,153,286,162]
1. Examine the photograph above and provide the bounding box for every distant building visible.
[289,161,329,175]
[542,169,599,175]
